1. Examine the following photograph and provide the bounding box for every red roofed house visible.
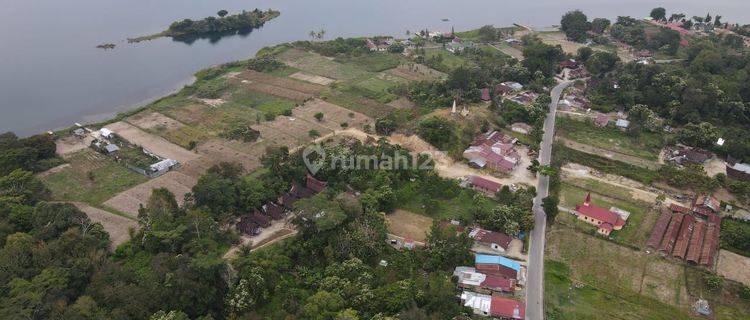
[574,193,627,236]
[468,175,502,195]
[481,88,491,101]
[490,297,525,320]
[646,208,672,251]
[482,274,516,293]
[693,194,720,217]
[469,228,513,254]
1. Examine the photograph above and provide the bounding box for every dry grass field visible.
[103,170,197,216]
[717,250,750,286]
[289,72,335,85]
[385,209,434,242]
[106,121,199,163]
[387,63,446,81]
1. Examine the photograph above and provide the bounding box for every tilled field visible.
[103,170,197,216]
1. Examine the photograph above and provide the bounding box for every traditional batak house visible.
[573,193,628,236]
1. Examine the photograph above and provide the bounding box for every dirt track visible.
[106,121,199,163]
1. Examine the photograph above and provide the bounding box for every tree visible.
[217,10,228,18]
[678,122,718,148]
[585,51,619,77]
[314,112,325,121]
[375,117,396,135]
[627,104,660,132]
[560,10,590,42]
[418,117,455,149]
[522,42,565,76]
[542,196,559,222]
[650,7,667,21]
[477,25,498,42]
[424,222,473,271]
[303,290,344,320]
[576,47,593,62]
[590,18,611,34]
[309,129,321,138]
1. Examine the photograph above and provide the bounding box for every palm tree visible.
[318,29,326,40]
[309,30,316,40]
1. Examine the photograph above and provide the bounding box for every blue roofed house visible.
[474,254,525,284]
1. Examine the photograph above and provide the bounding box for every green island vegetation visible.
[128,9,280,43]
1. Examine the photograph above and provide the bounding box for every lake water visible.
[1,0,748,136]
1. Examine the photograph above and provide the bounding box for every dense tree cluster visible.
[0,132,59,175]
[167,9,280,37]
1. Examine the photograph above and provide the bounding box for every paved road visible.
[525,80,572,320]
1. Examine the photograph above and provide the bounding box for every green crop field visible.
[556,117,665,161]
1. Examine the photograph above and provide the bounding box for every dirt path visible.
[561,163,683,206]
[557,137,661,170]
[70,202,137,248]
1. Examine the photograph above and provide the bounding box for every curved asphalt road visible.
[525,80,572,320]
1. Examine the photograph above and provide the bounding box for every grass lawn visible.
[424,48,474,72]
[319,88,394,118]
[336,53,404,72]
[229,89,297,116]
[394,181,495,222]
[558,182,652,249]
[684,267,750,319]
[42,150,147,205]
[278,48,370,80]
[545,227,695,319]
[556,117,665,161]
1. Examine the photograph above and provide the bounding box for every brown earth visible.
[385,209,434,243]
[387,63,446,81]
[230,70,324,101]
[103,170,197,217]
[717,249,750,286]
[72,203,137,248]
[126,112,185,132]
[557,137,661,170]
[56,134,93,156]
[106,121,199,163]
[289,72,335,85]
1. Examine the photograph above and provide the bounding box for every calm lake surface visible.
[1,0,748,136]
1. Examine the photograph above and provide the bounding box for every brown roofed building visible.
[263,201,285,220]
[672,215,695,260]
[291,182,315,199]
[700,214,722,267]
[249,210,271,228]
[595,113,610,127]
[693,194,720,216]
[646,209,672,251]
[280,193,297,210]
[659,213,684,255]
[306,174,327,193]
[469,228,513,253]
[236,216,260,235]
[476,263,517,279]
[686,220,706,265]
[468,175,502,195]
[669,203,690,214]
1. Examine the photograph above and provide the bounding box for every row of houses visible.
[477,81,538,107]
[457,253,526,319]
[645,195,722,267]
[463,131,521,174]
[236,174,327,236]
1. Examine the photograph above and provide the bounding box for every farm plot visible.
[385,209,433,243]
[73,203,137,248]
[387,63,446,81]
[56,134,93,156]
[253,117,332,148]
[717,250,750,286]
[230,71,323,102]
[292,99,373,131]
[106,121,199,163]
[103,170,197,217]
[41,149,147,205]
[557,181,653,249]
[126,112,185,132]
[289,72,335,85]
[321,90,395,118]
[278,48,369,80]
[545,226,692,318]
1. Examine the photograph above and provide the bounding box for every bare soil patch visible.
[126,112,185,131]
[56,135,93,156]
[717,250,750,286]
[387,63,446,81]
[704,157,726,177]
[73,203,136,248]
[558,137,661,170]
[292,99,372,131]
[387,97,416,109]
[385,209,433,242]
[289,72,335,85]
[106,121,199,163]
[103,170,197,216]
[162,103,212,125]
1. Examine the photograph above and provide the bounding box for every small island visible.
[128,8,280,43]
